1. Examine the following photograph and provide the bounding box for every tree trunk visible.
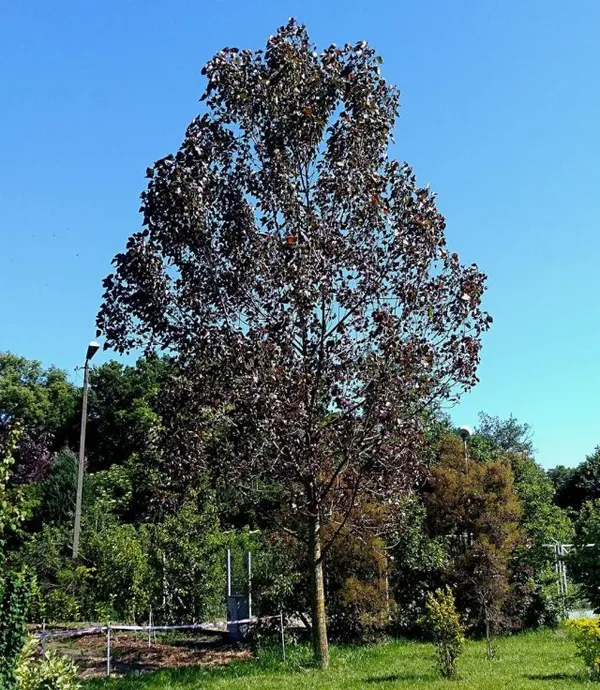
[309,509,329,669]
[484,600,493,660]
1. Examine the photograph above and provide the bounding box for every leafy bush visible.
[85,521,150,623]
[147,496,224,624]
[331,575,392,642]
[1,424,34,690]
[421,586,465,678]
[250,532,306,618]
[524,583,568,629]
[17,636,80,690]
[326,525,392,642]
[565,617,600,680]
[13,525,94,623]
[17,488,224,625]
[43,589,82,624]
[388,496,448,636]
[246,615,285,653]
[0,570,34,690]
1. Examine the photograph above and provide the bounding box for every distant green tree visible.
[571,449,600,506]
[549,449,600,513]
[569,499,600,612]
[37,448,78,527]
[509,453,573,557]
[507,452,573,625]
[0,354,77,434]
[86,357,171,472]
[547,465,579,511]
[0,353,79,484]
[469,412,534,462]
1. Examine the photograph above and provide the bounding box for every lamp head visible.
[86,341,100,361]
[457,425,472,441]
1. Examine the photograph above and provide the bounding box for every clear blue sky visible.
[2,1,599,468]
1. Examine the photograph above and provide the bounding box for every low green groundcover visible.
[85,629,586,690]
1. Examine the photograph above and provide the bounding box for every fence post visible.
[247,551,252,619]
[279,611,286,662]
[41,620,47,659]
[226,548,232,598]
[106,623,111,677]
[148,610,152,647]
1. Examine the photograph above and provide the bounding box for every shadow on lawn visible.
[365,673,431,683]
[526,672,588,683]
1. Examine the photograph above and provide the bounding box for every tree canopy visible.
[0,354,79,484]
[549,448,600,513]
[0,353,77,434]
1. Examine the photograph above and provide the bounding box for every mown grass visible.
[85,628,593,689]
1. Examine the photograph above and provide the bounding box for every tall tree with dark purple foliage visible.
[97,20,491,667]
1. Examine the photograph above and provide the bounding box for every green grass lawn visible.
[85,629,593,689]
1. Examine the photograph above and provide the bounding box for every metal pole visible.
[226,548,232,598]
[72,358,90,559]
[148,610,152,647]
[247,551,252,619]
[106,623,111,677]
[280,611,286,662]
[41,620,47,659]
[560,544,568,596]
[384,552,390,624]
[558,544,563,595]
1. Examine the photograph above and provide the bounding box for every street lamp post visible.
[72,340,100,559]
[458,425,472,475]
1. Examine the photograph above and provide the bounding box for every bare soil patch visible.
[49,631,251,679]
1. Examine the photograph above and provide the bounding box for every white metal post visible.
[280,611,286,662]
[41,620,47,659]
[247,550,252,619]
[226,548,232,598]
[106,624,111,677]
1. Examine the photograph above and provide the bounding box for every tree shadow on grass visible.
[526,672,588,683]
[364,673,432,683]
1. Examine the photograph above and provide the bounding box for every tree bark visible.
[309,508,329,669]
[484,600,493,660]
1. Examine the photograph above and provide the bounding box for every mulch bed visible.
[51,631,252,679]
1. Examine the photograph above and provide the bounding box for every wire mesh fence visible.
[35,614,285,678]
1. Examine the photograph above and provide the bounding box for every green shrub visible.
[17,636,80,690]
[40,561,93,623]
[388,496,448,636]
[18,490,224,625]
[421,586,465,678]
[1,425,34,690]
[43,590,81,624]
[0,570,34,690]
[565,617,600,680]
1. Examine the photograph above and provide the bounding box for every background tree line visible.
[2,349,599,640]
